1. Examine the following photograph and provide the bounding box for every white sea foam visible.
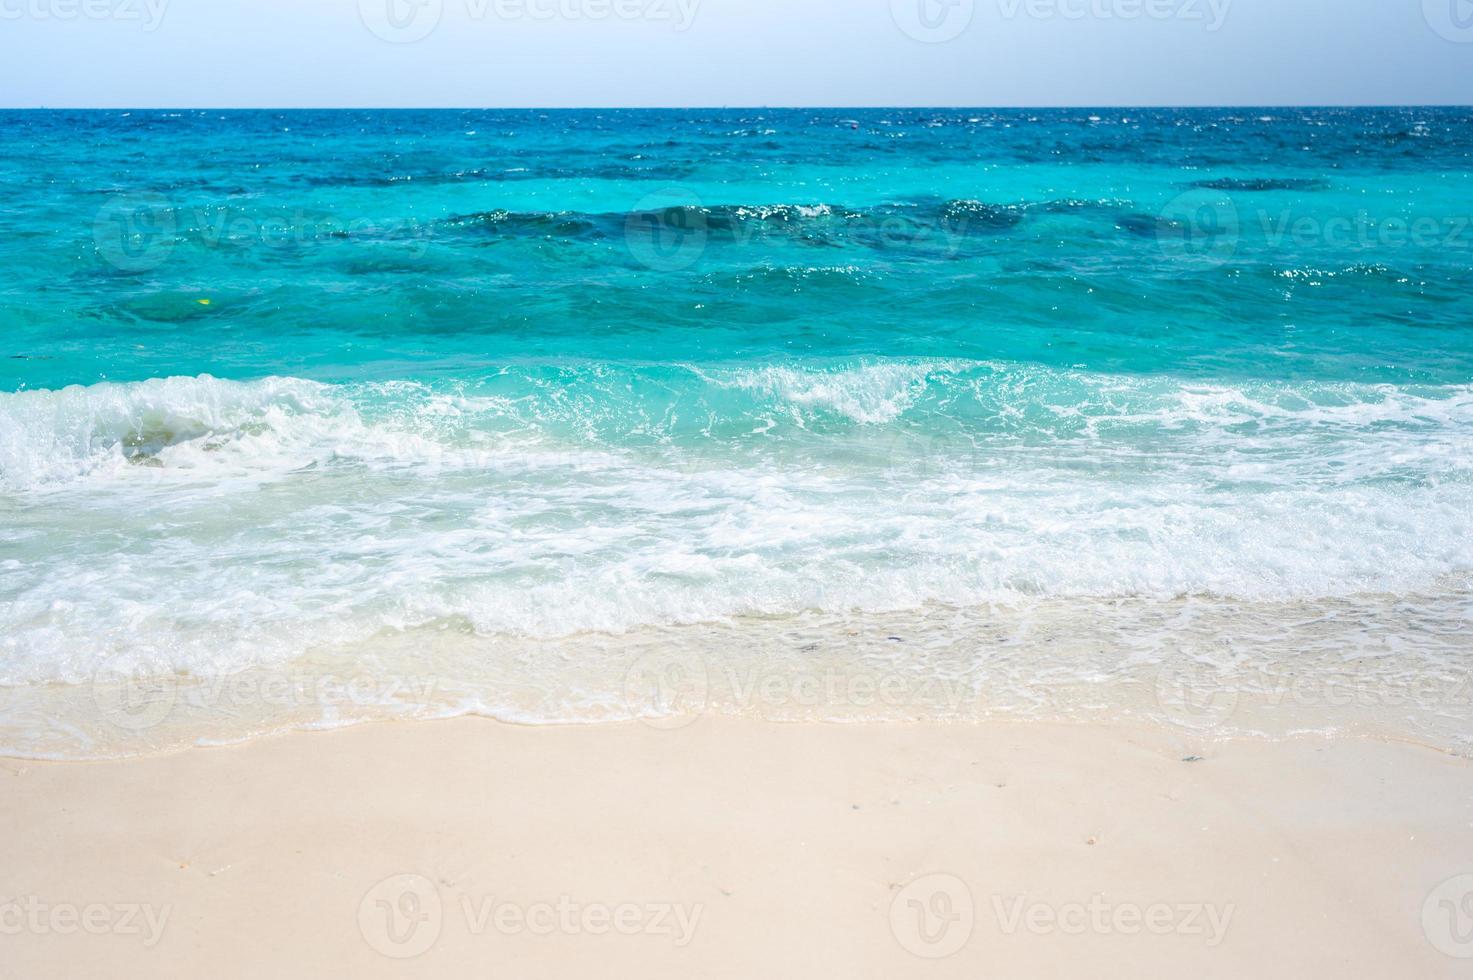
[694,360,968,424]
[1,366,1470,702]
[0,375,357,489]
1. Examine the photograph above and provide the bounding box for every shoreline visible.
[10,589,1473,761]
[3,716,1471,978]
[4,707,1471,765]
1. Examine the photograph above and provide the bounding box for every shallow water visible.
[2,108,1471,756]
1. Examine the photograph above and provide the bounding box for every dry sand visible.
[3,717,1471,978]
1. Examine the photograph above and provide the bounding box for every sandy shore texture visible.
[3,717,1472,978]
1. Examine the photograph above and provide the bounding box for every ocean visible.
[1,107,1471,757]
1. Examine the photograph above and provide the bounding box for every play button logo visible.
[359,0,443,43]
[1424,0,1473,41]
[891,0,974,43]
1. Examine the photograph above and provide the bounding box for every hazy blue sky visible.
[2,0,1471,106]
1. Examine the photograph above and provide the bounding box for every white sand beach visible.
[3,717,1470,979]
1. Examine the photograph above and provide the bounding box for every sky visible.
[1,0,1471,107]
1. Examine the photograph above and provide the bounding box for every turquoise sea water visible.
[2,108,1471,754]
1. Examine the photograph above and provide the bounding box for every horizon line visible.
[5,103,1473,112]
